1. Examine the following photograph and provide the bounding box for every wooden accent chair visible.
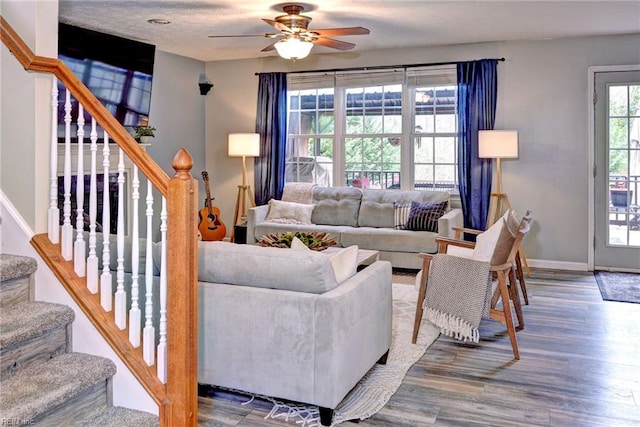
[412,211,533,360]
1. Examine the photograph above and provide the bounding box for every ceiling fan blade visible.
[208,34,275,38]
[313,37,356,51]
[261,40,279,52]
[262,18,292,33]
[311,27,370,37]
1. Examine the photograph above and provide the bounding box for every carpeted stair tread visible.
[0,254,37,282]
[0,352,117,421]
[0,301,75,347]
[77,407,160,426]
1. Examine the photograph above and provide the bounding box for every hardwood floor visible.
[197,269,640,426]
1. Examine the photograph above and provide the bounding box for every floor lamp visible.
[228,133,260,242]
[479,130,531,275]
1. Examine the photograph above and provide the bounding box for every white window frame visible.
[286,66,457,190]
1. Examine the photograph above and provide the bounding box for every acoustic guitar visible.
[198,171,226,241]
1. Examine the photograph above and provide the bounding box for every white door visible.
[594,71,640,271]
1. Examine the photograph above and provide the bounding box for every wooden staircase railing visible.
[1,15,198,426]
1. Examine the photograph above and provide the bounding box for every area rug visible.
[260,281,440,426]
[595,271,640,304]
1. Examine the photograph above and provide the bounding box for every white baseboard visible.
[0,189,35,239]
[594,265,640,274]
[527,258,590,272]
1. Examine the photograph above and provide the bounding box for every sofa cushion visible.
[404,200,449,232]
[358,189,449,228]
[265,199,314,225]
[198,241,338,294]
[311,187,363,227]
[341,227,438,254]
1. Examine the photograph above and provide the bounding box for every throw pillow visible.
[264,199,314,225]
[472,210,517,265]
[491,209,520,265]
[290,236,310,251]
[329,245,359,284]
[393,203,412,230]
[404,200,449,232]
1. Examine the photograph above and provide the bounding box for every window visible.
[286,66,458,190]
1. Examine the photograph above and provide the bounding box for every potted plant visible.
[134,124,156,144]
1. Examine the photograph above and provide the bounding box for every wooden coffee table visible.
[322,247,380,267]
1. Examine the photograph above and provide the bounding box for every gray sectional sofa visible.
[197,241,393,426]
[247,187,463,269]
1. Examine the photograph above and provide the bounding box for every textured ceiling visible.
[58,1,640,62]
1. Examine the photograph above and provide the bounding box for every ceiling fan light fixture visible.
[274,37,313,60]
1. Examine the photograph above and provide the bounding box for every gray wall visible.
[144,51,206,240]
[206,34,640,267]
[1,0,57,232]
[146,51,206,180]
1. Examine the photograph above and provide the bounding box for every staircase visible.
[0,254,159,426]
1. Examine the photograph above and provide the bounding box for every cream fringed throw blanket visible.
[422,254,493,343]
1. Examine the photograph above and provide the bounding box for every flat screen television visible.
[57,22,156,135]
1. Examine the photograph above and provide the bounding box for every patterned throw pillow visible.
[393,203,412,230]
[404,200,449,232]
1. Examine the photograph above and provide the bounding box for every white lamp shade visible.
[478,130,519,159]
[274,37,313,60]
[228,133,260,157]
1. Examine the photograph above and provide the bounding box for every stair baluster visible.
[48,75,60,244]
[143,180,156,365]
[157,197,168,383]
[100,133,112,311]
[74,104,86,277]
[129,162,141,346]
[61,88,73,260]
[87,118,99,293]
[115,148,127,329]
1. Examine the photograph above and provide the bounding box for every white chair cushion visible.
[446,245,474,259]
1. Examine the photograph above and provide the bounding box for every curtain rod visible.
[255,57,505,76]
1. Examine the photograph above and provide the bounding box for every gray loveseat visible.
[247,187,463,269]
[197,241,392,426]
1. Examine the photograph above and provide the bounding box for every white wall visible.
[206,34,640,268]
[0,0,56,233]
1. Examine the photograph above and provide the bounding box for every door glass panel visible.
[607,83,640,246]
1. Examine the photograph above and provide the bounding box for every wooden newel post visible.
[166,148,198,426]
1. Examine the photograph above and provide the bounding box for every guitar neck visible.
[202,172,215,215]
[204,182,214,214]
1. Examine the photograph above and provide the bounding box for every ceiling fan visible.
[208,4,370,59]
